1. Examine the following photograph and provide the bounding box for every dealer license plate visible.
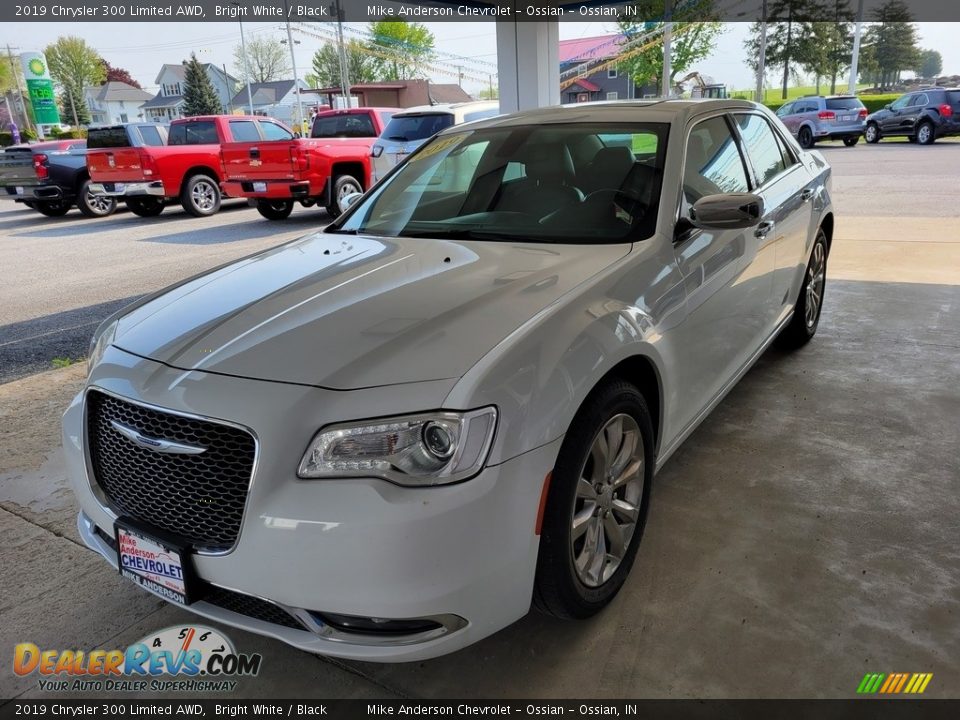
[253,181,267,192]
[115,521,191,605]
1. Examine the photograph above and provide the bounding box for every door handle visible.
[755,220,775,239]
[801,188,815,202]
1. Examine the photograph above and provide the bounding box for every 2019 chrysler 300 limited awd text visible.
[64,100,833,661]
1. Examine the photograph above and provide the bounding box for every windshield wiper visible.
[384,135,409,141]
[325,228,358,235]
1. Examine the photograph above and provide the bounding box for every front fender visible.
[444,236,686,467]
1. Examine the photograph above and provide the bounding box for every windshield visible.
[380,113,454,142]
[332,122,669,244]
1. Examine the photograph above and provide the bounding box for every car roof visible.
[444,99,760,132]
[393,101,499,117]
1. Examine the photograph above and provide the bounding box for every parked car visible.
[775,95,867,148]
[65,99,832,661]
[0,139,118,218]
[221,107,398,220]
[864,87,960,145]
[370,101,500,183]
[88,115,252,217]
[85,123,168,217]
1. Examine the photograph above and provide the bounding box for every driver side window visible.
[890,95,911,110]
[681,116,750,218]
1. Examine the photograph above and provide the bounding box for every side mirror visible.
[884,104,892,110]
[340,192,363,211]
[689,193,764,230]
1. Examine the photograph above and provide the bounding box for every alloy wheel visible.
[87,191,113,215]
[337,179,361,210]
[917,123,932,145]
[570,413,645,588]
[805,240,826,328]
[191,179,217,212]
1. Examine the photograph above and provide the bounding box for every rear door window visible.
[380,114,454,142]
[734,114,789,187]
[137,126,165,146]
[229,120,260,142]
[910,93,929,107]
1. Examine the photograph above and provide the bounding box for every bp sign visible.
[20,52,61,125]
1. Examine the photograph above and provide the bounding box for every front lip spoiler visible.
[77,511,468,649]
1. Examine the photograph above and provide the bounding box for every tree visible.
[367,21,435,80]
[308,40,377,88]
[617,2,724,94]
[100,59,141,88]
[864,0,920,89]
[44,36,105,126]
[477,85,499,100]
[804,21,853,94]
[233,37,289,84]
[182,54,222,116]
[915,49,942,79]
[744,1,825,99]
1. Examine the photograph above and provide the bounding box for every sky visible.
[2,21,958,99]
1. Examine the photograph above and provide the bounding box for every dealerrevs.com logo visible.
[13,625,262,693]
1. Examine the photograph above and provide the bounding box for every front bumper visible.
[89,181,165,198]
[63,346,559,661]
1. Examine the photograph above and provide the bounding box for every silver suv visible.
[775,95,867,148]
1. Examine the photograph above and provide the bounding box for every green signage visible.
[26,78,60,124]
[20,52,61,126]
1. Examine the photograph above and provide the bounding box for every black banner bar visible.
[4,0,960,24]
[2,700,960,720]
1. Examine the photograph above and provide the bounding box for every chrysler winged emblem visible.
[110,420,206,455]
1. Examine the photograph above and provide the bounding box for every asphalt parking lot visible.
[1,139,958,700]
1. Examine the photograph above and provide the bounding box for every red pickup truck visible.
[88,115,282,218]
[220,107,397,220]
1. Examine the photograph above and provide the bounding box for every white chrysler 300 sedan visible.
[64,99,832,661]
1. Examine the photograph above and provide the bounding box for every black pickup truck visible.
[0,139,116,218]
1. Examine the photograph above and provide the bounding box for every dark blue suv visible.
[865,88,960,145]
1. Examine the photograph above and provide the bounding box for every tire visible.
[916,121,935,145]
[126,197,165,217]
[76,179,117,218]
[180,173,221,217]
[842,136,860,147]
[23,201,36,209]
[776,227,828,350]
[534,379,655,620]
[798,126,814,149]
[256,199,294,220]
[864,123,881,144]
[326,174,362,218]
[34,201,71,217]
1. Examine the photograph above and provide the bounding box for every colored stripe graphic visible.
[856,672,932,694]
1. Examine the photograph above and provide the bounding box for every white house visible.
[229,79,310,125]
[86,82,155,125]
[141,63,238,121]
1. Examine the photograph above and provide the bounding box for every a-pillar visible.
[495,21,560,113]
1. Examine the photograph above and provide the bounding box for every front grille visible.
[204,586,307,630]
[86,390,256,550]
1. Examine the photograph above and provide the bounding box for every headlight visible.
[87,318,118,375]
[298,407,497,487]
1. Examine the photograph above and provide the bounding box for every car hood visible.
[113,232,629,389]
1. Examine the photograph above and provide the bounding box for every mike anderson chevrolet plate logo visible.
[110,420,207,455]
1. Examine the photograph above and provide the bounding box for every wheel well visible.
[181,166,220,187]
[599,355,662,453]
[820,212,834,255]
[75,171,89,191]
[331,162,366,190]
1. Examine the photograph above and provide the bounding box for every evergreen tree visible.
[865,0,919,89]
[59,79,91,125]
[182,54,222,116]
